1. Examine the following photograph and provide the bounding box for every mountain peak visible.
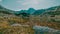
[27,8,35,14]
[28,8,35,10]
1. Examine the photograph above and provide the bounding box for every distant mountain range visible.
[0,5,60,16]
[33,6,60,16]
[15,8,35,15]
[15,5,60,16]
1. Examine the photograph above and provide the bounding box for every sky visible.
[0,0,60,11]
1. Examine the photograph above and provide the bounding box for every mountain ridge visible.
[0,5,60,15]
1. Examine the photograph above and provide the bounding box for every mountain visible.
[15,10,27,15]
[0,5,4,9]
[41,5,60,22]
[14,8,35,16]
[33,6,60,16]
[0,5,15,14]
[47,6,60,10]
[33,9,45,15]
[42,6,60,15]
[27,8,35,14]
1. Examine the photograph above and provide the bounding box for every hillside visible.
[0,5,15,14]
[0,5,60,34]
[0,5,34,34]
[33,9,45,15]
[41,5,60,22]
[38,6,60,30]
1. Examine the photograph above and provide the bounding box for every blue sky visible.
[0,0,60,11]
